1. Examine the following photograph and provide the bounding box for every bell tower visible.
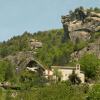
[76,64,80,74]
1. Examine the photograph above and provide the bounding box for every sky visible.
[0,0,100,42]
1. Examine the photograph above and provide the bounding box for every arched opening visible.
[26,60,38,68]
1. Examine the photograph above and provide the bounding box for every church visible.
[45,64,85,83]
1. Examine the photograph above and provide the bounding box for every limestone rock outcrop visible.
[71,37,100,61]
[4,51,44,74]
[30,39,42,49]
[61,9,100,43]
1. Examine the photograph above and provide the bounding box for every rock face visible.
[71,38,100,61]
[61,9,100,43]
[4,51,45,74]
[30,39,43,49]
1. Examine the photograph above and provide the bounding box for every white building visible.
[45,64,85,83]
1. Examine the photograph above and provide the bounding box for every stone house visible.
[45,64,85,83]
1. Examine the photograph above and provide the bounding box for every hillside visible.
[0,29,74,66]
[0,7,100,100]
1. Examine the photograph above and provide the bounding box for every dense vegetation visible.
[0,29,75,67]
[0,32,99,100]
[0,82,88,100]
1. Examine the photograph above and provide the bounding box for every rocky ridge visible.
[61,9,100,43]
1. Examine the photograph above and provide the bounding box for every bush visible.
[80,54,100,80]
[87,84,100,100]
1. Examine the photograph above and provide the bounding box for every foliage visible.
[0,31,31,58]
[87,7,100,13]
[53,67,62,82]
[80,54,100,80]
[0,7,100,100]
[94,32,100,38]
[2,82,86,100]
[74,40,88,51]
[69,7,100,22]
[35,30,74,67]
[87,84,100,100]
[0,88,3,100]
[0,60,15,82]
[69,70,81,85]
[5,62,16,82]
[19,70,46,90]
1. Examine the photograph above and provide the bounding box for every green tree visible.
[80,54,100,80]
[20,70,46,90]
[87,84,100,100]
[53,67,62,82]
[0,46,9,58]
[0,60,10,81]
[69,70,81,85]
[4,61,16,82]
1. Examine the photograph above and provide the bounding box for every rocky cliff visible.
[61,9,100,43]
[61,8,100,60]
[71,37,100,61]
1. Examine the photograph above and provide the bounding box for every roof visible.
[51,66,76,70]
[51,65,84,74]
